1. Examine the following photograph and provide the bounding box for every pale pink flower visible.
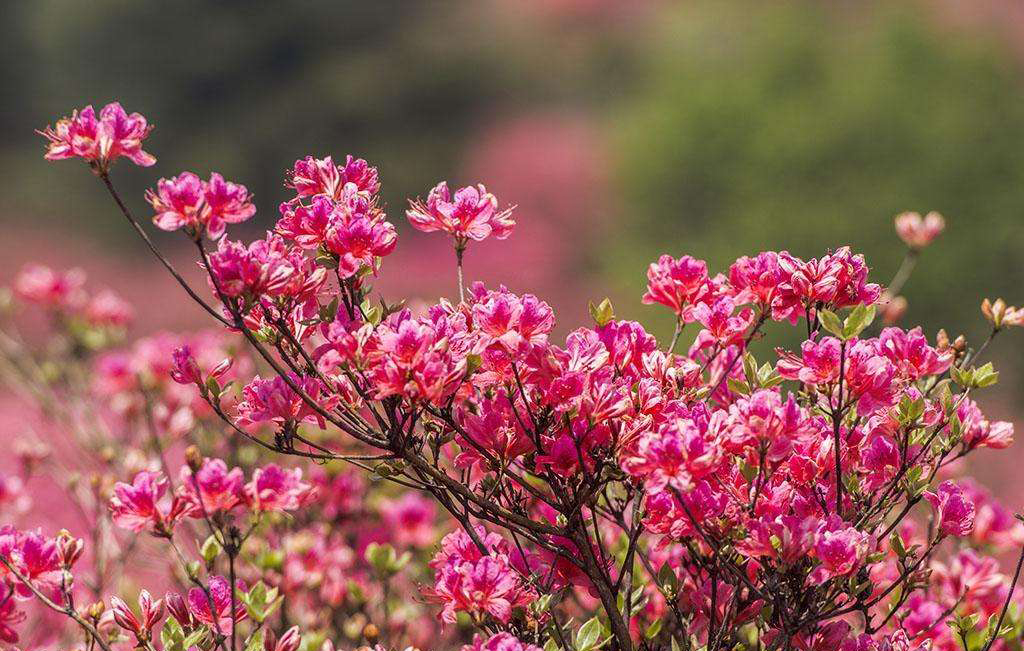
[895,211,945,249]
[84,289,134,327]
[40,102,156,169]
[13,264,86,309]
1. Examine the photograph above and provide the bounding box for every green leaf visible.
[200,534,222,566]
[842,304,876,339]
[576,617,603,651]
[161,617,185,651]
[644,618,664,639]
[817,309,843,338]
[589,298,615,327]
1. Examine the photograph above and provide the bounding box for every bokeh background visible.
[1,0,1022,494]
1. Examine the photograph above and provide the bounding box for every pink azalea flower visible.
[875,327,953,381]
[812,525,871,583]
[13,264,86,309]
[0,596,24,644]
[380,493,438,547]
[245,464,313,512]
[641,254,712,318]
[39,102,156,169]
[895,211,945,250]
[462,633,544,651]
[186,575,247,635]
[434,555,529,624]
[148,171,255,240]
[109,471,188,535]
[924,481,975,537]
[288,154,380,201]
[179,458,244,514]
[236,373,337,428]
[84,289,134,327]
[406,181,515,244]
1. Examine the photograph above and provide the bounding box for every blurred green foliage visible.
[611,1,1024,356]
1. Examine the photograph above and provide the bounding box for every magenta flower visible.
[380,492,438,547]
[0,528,63,601]
[433,555,530,624]
[206,233,324,304]
[366,311,468,404]
[148,171,255,240]
[812,525,871,583]
[463,633,544,651]
[924,481,975,538]
[288,154,380,201]
[186,575,246,635]
[40,102,156,169]
[875,327,953,380]
[777,337,842,384]
[0,597,24,644]
[895,211,945,250]
[407,181,515,244]
[642,254,718,321]
[179,457,244,514]
[236,373,337,429]
[109,471,188,535]
[245,464,313,512]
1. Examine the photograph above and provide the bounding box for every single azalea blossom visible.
[39,102,155,169]
[406,181,515,244]
[185,575,247,635]
[895,211,945,250]
[245,464,313,512]
[13,264,86,309]
[108,471,189,535]
[924,481,975,538]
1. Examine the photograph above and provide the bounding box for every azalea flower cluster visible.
[7,101,1021,651]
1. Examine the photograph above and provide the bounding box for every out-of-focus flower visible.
[895,211,945,249]
[13,264,86,309]
[381,493,438,548]
[981,298,1024,329]
[84,289,134,328]
[39,102,155,169]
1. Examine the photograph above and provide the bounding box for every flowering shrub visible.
[1,101,1023,651]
